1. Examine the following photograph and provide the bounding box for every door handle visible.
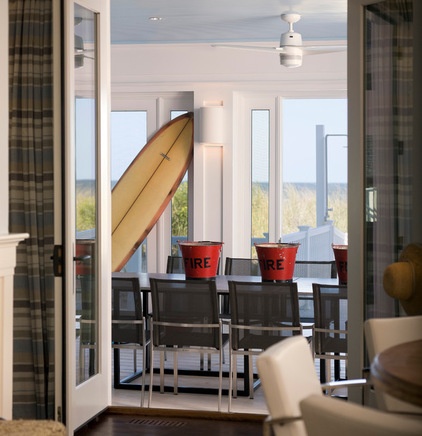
[73,255,91,262]
[51,245,64,277]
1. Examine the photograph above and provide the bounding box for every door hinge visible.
[57,406,62,423]
[51,245,64,277]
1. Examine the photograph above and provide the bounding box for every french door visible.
[347,0,419,405]
[63,0,111,431]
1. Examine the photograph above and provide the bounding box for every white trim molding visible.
[0,233,29,419]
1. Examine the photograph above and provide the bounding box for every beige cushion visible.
[301,394,422,436]
[257,336,321,436]
[0,420,66,435]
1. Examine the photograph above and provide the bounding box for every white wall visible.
[111,42,347,90]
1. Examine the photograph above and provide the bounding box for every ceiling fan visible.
[74,16,95,68]
[212,13,346,68]
[74,35,95,68]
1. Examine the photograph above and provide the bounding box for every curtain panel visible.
[9,0,55,419]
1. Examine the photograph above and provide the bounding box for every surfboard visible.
[112,112,194,272]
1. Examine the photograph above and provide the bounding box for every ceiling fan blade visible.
[211,44,284,53]
[301,45,347,56]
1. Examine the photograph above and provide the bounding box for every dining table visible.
[112,271,336,312]
[371,339,422,409]
[111,271,337,396]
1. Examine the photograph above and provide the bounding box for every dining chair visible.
[312,283,348,383]
[293,260,337,327]
[257,335,370,436]
[224,257,261,276]
[228,280,302,411]
[294,260,337,279]
[166,254,224,370]
[78,275,97,381]
[111,276,149,407]
[222,257,261,319]
[301,393,422,436]
[166,255,185,273]
[364,315,422,414]
[149,278,223,411]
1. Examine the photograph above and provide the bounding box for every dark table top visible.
[112,272,337,295]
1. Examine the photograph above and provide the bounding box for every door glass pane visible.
[74,3,98,384]
[364,0,413,318]
[251,110,270,254]
[170,110,188,255]
[111,111,148,272]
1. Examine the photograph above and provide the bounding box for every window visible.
[111,110,148,272]
[251,110,270,254]
[281,99,347,232]
[241,96,347,260]
[170,110,189,255]
[281,98,347,260]
[111,93,193,272]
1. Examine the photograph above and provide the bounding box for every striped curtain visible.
[9,0,55,419]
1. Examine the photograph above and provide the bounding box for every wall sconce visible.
[199,106,224,146]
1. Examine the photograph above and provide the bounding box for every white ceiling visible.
[110,0,348,45]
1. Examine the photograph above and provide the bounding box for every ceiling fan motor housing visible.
[279,46,303,68]
[280,31,302,47]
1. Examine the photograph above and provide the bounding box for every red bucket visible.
[178,241,223,279]
[332,244,348,285]
[75,240,95,276]
[255,243,300,282]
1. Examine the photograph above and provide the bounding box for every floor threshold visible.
[106,405,266,422]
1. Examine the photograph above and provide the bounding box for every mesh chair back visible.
[80,274,96,345]
[294,261,337,279]
[150,278,220,348]
[112,277,144,344]
[224,257,261,276]
[166,256,185,273]
[229,281,301,351]
[312,283,348,354]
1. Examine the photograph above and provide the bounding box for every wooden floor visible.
[75,408,264,436]
[110,347,270,415]
[75,348,268,434]
[75,339,345,434]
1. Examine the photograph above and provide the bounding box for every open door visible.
[63,0,111,431]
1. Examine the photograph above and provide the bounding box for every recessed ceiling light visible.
[149,16,163,21]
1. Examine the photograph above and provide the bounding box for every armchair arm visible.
[321,378,369,401]
[321,378,368,391]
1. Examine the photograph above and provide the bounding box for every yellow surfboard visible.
[112,112,194,271]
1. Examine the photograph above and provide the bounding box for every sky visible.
[282,99,347,184]
[110,111,147,182]
[77,98,348,184]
